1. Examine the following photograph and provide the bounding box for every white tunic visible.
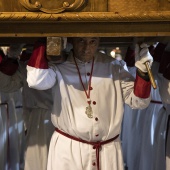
[27,52,151,170]
[0,61,54,170]
[122,62,167,170]
[157,71,170,170]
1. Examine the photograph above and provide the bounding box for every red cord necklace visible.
[73,56,94,118]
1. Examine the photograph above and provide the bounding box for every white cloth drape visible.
[0,89,24,170]
[121,62,168,170]
[0,61,54,170]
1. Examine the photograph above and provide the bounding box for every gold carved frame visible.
[19,0,86,13]
[0,0,170,38]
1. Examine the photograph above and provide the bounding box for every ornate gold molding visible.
[19,0,86,13]
[0,12,170,21]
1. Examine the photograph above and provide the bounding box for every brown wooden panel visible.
[0,0,23,12]
[1,0,170,13]
[0,20,169,37]
[0,11,169,37]
[83,0,108,12]
[0,37,39,45]
[159,0,170,10]
[108,0,170,12]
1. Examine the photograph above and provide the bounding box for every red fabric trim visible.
[134,74,151,98]
[0,49,5,56]
[0,50,6,64]
[0,58,18,76]
[27,43,48,69]
[56,128,119,170]
[0,55,2,63]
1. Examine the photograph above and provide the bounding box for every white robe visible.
[0,90,24,170]
[0,93,8,170]
[0,61,54,170]
[157,71,170,170]
[27,52,151,170]
[122,62,168,170]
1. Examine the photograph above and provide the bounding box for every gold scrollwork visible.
[19,0,86,13]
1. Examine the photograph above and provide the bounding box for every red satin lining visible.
[134,74,151,98]
[27,43,48,69]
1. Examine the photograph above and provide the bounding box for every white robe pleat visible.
[0,90,24,170]
[121,62,167,170]
[0,61,54,170]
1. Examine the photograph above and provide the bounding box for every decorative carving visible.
[0,11,170,21]
[19,0,86,13]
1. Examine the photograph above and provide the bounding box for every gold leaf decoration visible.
[19,0,86,14]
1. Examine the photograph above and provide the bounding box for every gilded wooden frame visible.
[19,0,86,13]
[0,11,170,38]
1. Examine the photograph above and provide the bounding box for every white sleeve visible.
[26,65,57,90]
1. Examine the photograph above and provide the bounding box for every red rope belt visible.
[56,128,119,170]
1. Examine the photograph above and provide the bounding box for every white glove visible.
[8,44,25,58]
[135,43,153,73]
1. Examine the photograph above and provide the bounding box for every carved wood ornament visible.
[0,0,169,37]
[19,0,87,13]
